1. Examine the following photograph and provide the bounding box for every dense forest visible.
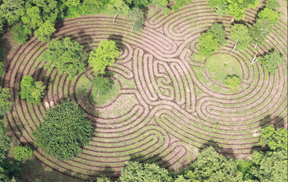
[0,0,287,181]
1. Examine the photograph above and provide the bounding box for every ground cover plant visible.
[0,0,287,181]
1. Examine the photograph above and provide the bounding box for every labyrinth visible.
[2,1,287,181]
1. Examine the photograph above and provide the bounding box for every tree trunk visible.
[231,17,234,22]
[251,54,257,64]
[231,40,239,52]
[254,43,257,49]
[113,13,118,24]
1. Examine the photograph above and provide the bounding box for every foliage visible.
[248,19,273,45]
[236,160,254,181]
[0,87,12,115]
[118,161,173,182]
[11,24,29,44]
[107,0,130,23]
[265,0,281,10]
[258,50,284,74]
[225,0,259,20]
[182,146,243,181]
[32,101,92,160]
[0,122,10,163]
[258,8,279,24]
[132,0,151,8]
[38,37,87,79]
[19,75,45,104]
[128,7,145,32]
[208,0,227,16]
[172,0,192,11]
[250,150,287,181]
[12,146,33,161]
[163,7,172,15]
[97,175,111,182]
[21,6,43,35]
[230,24,252,50]
[209,23,226,46]
[0,62,4,78]
[65,0,80,7]
[92,74,113,96]
[224,74,241,89]
[198,32,219,57]
[0,0,25,26]
[34,20,55,42]
[259,124,287,151]
[88,39,120,75]
[152,0,169,9]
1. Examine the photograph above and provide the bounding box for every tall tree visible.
[32,101,92,160]
[38,37,87,79]
[209,23,227,46]
[0,87,12,115]
[107,0,130,23]
[88,39,120,75]
[230,24,252,51]
[207,0,227,17]
[258,7,279,24]
[128,7,145,32]
[34,20,56,42]
[265,0,281,10]
[248,19,273,48]
[11,24,29,44]
[19,75,45,104]
[152,0,169,9]
[258,50,284,74]
[21,6,43,35]
[259,124,287,151]
[0,0,25,26]
[118,161,173,182]
[198,32,219,57]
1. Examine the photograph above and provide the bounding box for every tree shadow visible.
[87,166,118,182]
[200,138,237,158]
[0,37,12,68]
[77,29,93,52]
[108,34,125,53]
[142,7,149,22]
[51,20,65,39]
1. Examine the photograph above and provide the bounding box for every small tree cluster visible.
[128,7,145,33]
[230,24,252,51]
[32,101,92,160]
[19,75,45,105]
[258,50,284,74]
[38,37,87,79]
[12,146,33,161]
[224,74,241,90]
[88,39,120,75]
[198,23,226,57]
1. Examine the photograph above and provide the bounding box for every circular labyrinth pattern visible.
[2,1,287,181]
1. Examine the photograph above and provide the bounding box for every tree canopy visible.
[128,7,145,32]
[107,0,130,23]
[259,124,287,151]
[258,50,284,74]
[224,74,241,89]
[34,20,56,42]
[248,19,274,46]
[32,101,92,160]
[230,24,252,50]
[38,37,87,79]
[0,87,12,115]
[88,39,120,75]
[118,161,173,182]
[265,0,281,10]
[258,7,279,24]
[19,75,45,105]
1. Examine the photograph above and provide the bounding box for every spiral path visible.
[2,1,287,180]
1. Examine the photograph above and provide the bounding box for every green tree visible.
[172,0,193,11]
[259,124,287,151]
[19,75,45,104]
[248,19,273,47]
[107,0,130,23]
[224,74,241,89]
[38,37,87,79]
[34,20,55,42]
[207,0,227,17]
[258,50,284,74]
[21,6,43,35]
[0,0,25,26]
[198,32,219,57]
[65,0,80,6]
[0,87,12,115]
[152,0,169,9]
[265,0,281,10]
[0,122,10,163]
[118,161,173,182]
[230,24,252,51]
[258,7,279,24]
[209,23,227,46]
[32,101,92,160]
[88,39,120,75]
[11,24,29,44]
[12,146,33,161]
[0,62,4,78]
[225,0,259,20]
[128,7,145,32]
[97,175,111,182]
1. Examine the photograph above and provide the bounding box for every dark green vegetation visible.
[258,50,284,74]
[0,87,12,115]
[19,75,45,105]
[224,74,241,90]
[32,101,93,160]
[38,37,87,79]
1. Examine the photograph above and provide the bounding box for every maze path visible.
[2,1,287,180]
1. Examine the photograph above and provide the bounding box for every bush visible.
[11,24,29,44]
[0,87,13,115]
[19,75,45,105]
[32,101,92,160]
[12,146,33,161]
[224,74,241,89]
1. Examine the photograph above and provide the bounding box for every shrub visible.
[32,101,92,160]
[12,146,33,161]
[11,24,29,44]
[19,75,45,104]
[224,74,241,89]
